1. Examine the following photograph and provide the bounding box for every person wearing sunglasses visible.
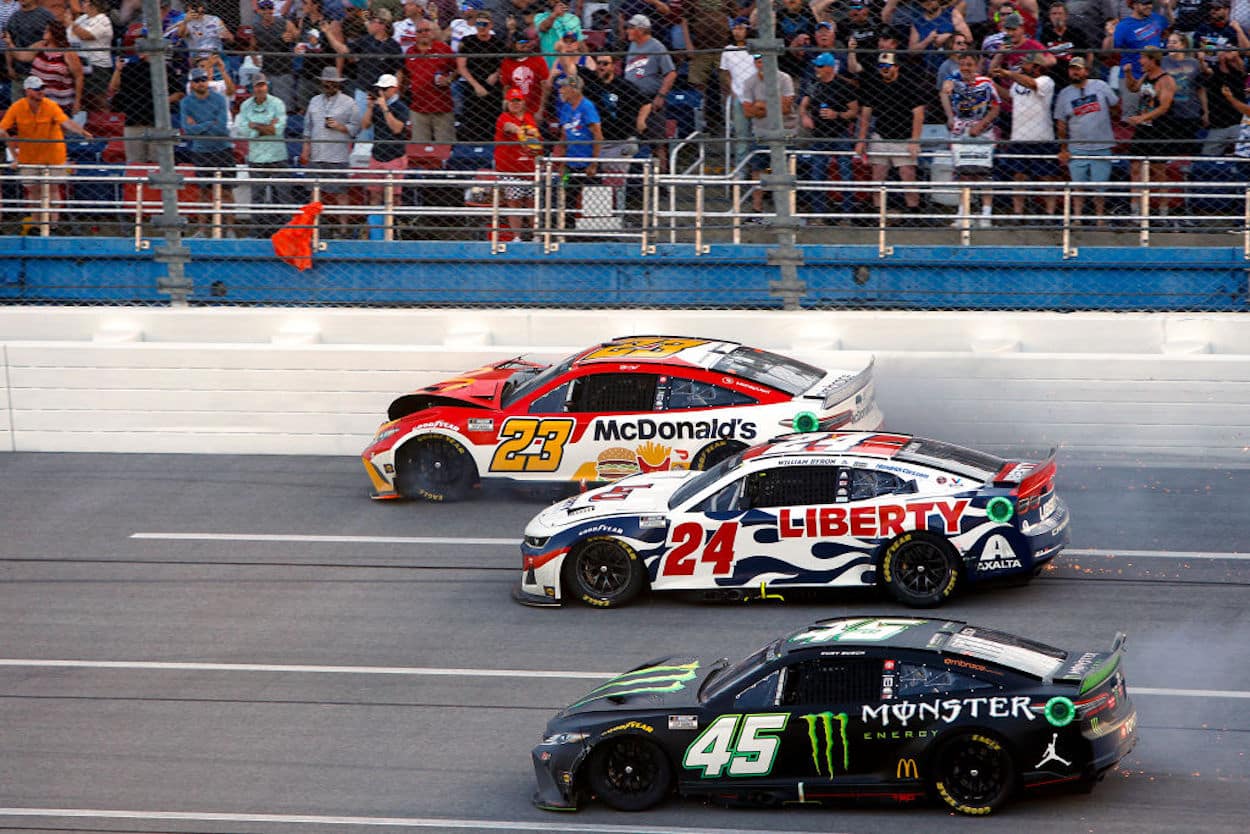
[457,9,504,141]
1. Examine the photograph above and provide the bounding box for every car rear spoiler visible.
[992,449,1057,498]
[818,356,875,410]
[1047,632,1127,691]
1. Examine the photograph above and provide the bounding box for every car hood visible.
[557,654,718,718]
[386,357,547,419]
[530,471,695,531]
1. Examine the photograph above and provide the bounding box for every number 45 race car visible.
[514,431,1070,608]
[361,336,881,501]
[531,617,1137,816]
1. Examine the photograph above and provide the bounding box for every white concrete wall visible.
[2,308,1247,461]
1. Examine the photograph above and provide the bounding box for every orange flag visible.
[271,201,324,271]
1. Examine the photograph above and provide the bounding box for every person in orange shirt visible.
[1,75,93,232]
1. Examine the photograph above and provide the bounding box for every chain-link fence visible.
[1,0,1248,309]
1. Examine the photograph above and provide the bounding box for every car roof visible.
[780,617,960,654]
[742,431,1006,480]
[570,336,747,370]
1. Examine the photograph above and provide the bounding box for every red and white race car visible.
[362,336,882,501]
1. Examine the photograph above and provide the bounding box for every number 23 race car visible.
[515,431,1070,609]
[361,336,881,501]
[530,617,1137,816]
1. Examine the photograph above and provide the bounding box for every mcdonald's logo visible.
[896,758,920,780]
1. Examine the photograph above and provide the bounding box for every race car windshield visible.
[710,347,826,397]
[667,450,745,509]
[500,353,578,408]
[699,639,782,702]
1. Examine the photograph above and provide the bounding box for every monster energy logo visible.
[802,711,849,777]
[568,661,700,708]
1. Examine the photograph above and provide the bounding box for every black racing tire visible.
[586,736,672,811]
[880,531,962,608]
[692,439,746,471]
[394,435,477,502]
[931,731,1017,815]
[564,537,646,608]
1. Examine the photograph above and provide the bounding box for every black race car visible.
[531,617,1137,816]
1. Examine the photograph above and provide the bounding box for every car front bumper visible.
[530,742,585,810]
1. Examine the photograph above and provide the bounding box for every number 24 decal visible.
[684,713,789,778]
[663,522,738,576]
[489,417,575,472]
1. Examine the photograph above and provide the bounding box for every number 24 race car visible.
[530,617,1137,816]
[361,336,881,501]
[515,431,1070,608]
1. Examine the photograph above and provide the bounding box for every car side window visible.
[694,478,747,513]
[566,373,659,413]
[665,376,755,410]
[895,662,994,697]
[733,670,781,710]
[778,658,883,706]
[744,466,842,509]
[528,380,573,414]
[849,468,911,501]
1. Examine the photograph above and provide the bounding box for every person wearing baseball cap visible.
[624,7,676,171]
[494,86,543,239]
[854,48,926,218]
[993,50,1062,222]
[235,71,290,232]
[1054,52,1118,224]
[799,51,859,224]
[0,73,92,233]
[320,6,403,143]
[1112,0,1168,116]
[360,72,411,205]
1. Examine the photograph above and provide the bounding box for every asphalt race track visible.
[1,452,1248,834]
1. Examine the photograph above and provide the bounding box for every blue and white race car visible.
[514,431,1069,609]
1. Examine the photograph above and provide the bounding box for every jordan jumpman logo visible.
[1035,732,1072,768]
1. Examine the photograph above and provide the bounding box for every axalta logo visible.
[977,534,1023,572]
[593,418,758,443]
[862,696,1034,727]
[779,500,970,539]
[802,711,850,777]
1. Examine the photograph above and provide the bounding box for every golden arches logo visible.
[896,758,920,780]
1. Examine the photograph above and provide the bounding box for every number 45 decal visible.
[683,713,789,779]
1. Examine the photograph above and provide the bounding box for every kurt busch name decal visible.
[593,418,758,443]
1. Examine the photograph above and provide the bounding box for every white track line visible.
[131,532,518,545]
[130,534,1250,561]
[0,659,611,679]
[0,659,1247,699]
[0,808,793,833]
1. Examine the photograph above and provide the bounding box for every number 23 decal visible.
[489,417,575,472]
[663,522,738,576]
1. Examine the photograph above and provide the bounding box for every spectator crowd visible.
[2,0,1250,233]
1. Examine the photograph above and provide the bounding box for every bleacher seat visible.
[122,163,199,217]
[406,143,452,170]
[584,29,608,50]
[665,89,703,139]
[86,111,126,138]
[446,143,493,171]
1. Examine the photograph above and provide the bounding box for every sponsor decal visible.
[861,696,1035,727]
[875,463,930,479]
[593,417,758,443]
[778,499,970,540]
[568,661,700,708]
[790,618,926,645]
[1035,732,1072,768]
[669,715,698,731]
[603,720,654,735]
[574,523,625,536]
[595,446,640,481]
[637,441,673,473]
[802,711,850,776]
[413,419,460,432]
[1120,713,1137,739]
[896,758,920,779]
[977,534,1023,572]
[639,515,667,529]
[1066,652,1100,678]
[383,463,395,474]
[583,337,707,360]
[943,657,1002,676]
[863,728,936,741]
[466,418,495,432]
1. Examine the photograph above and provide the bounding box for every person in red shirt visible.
[500,28,549,126]
[493,87,542,238]
[404,19,455,142]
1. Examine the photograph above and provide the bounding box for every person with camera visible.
[177,0,235,56]
[324,7,403,140]
[361,73,411,208]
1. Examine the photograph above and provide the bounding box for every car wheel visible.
[565,537,645,608]
[586,736,672,811]
[932,732,1017,815]
[881,531,961,607]
[692,439,746,470]
[395,435,477,502]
